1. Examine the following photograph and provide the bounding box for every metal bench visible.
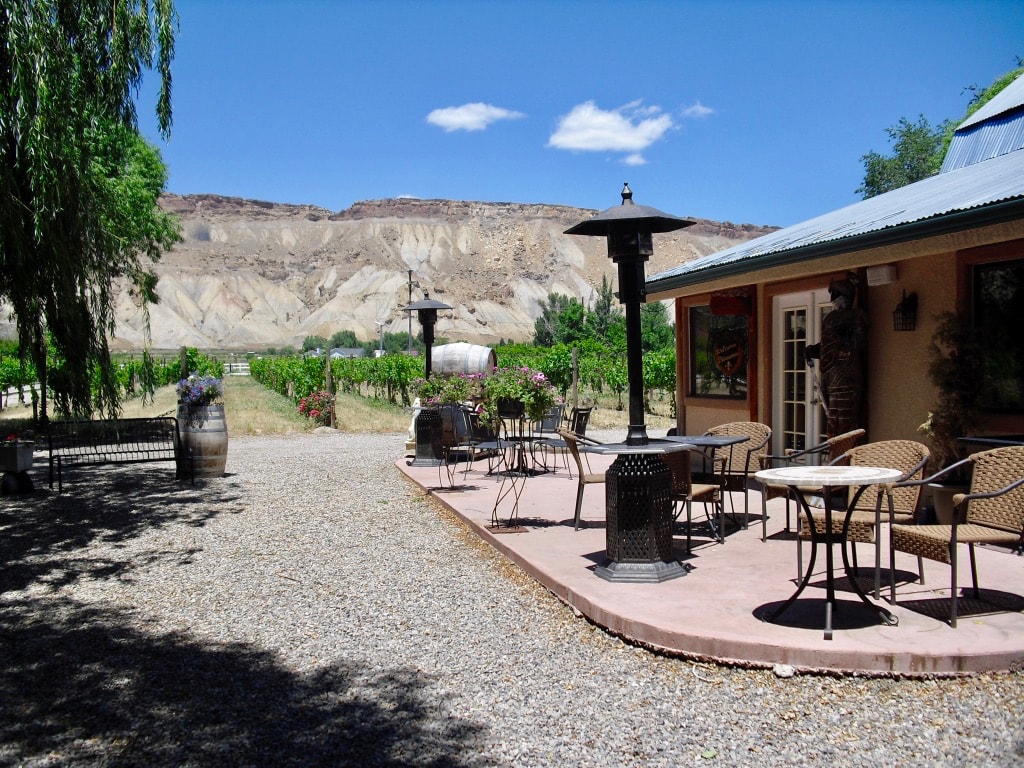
[47,417,193,492]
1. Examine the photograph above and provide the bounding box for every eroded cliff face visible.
[108,194,775,350]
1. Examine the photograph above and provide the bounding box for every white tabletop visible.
[755,465,903,487]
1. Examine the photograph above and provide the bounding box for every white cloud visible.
[426,103,526,132]
[623,153,647,166]
[682,101,715,119]
[547,101,674,160]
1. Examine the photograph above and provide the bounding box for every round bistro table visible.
[755,464,903,640]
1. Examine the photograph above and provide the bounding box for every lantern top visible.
[564,183,695,237]
[404,291,452,312]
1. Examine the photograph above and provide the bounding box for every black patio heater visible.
[566,183,695,582]
[406,291,453,467]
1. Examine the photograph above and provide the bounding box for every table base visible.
[768,485,897,640]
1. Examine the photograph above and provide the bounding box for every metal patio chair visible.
[660,448,725,553]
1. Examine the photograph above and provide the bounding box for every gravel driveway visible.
[1,431,1021,767]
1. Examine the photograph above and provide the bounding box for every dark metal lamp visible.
[405,292,452,379]
[565,183,694,445]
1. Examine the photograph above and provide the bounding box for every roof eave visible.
[647,197,1024,294]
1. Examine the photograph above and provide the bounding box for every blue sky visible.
[139,0,1024,228]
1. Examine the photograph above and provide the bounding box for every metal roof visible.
[954,73,1024,131]
[647,148,1024,293]
[941,73,1024,173]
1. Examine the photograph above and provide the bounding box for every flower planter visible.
[928,482,969,525]
[0,442,34,473]
[497,398,526,419]
[177,404,228,478]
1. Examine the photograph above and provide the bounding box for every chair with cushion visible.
[703,421,772,535]
[888,445,1024,627]
[759,429,865,541]
[556,427,606,530]
[660,448,725,553]
[797,439,929,594]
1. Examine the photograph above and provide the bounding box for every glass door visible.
[772,290,830,456]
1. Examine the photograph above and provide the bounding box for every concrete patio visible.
[397,446,1024,676]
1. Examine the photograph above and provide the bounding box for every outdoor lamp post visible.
[405,291,453,467]
[566,183,694,445]
[405,291,452,379]
[566,184,695,582]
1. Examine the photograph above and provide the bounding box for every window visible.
[973,257,1024,413]
[688,305,748,399]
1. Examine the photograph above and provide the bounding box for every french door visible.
[771,290,831,456]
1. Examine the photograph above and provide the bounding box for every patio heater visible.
[566,184,695,582]
[406,291,453,466]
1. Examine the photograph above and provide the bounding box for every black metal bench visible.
[47,417,193,492]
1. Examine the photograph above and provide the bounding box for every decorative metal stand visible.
[409,408,444,467]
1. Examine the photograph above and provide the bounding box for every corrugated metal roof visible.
[941,109,1024,172]
[955,73,1024,131]
[940,73,1024,173]
[647,148,1024,291]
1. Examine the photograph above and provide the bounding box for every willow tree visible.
[0,0,179,419]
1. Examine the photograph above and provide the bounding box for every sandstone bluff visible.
[110,194,776,351]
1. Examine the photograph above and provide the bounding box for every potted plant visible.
[918,312,985,522]
[412,373,481,408]
[480,366,559,429]
[176,375,228,478]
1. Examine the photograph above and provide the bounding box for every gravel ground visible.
[1,431,1022,767]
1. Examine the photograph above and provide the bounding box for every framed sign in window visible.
[689,305,748,399]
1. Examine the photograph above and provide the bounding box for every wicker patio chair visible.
[703,421,772,534]
[556,427,606,530]
[797,439,929,592]
[660,448,724,553]
[758,428,865,541]
[888,445,1024,627]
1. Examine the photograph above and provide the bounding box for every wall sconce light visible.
[893,290,918,332]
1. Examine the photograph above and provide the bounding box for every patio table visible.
[754,464,902,640]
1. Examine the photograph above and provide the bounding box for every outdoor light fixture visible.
[565,184,694,583]
[404,291,452,380]
[406,291,453,467]
[566,183,694,445]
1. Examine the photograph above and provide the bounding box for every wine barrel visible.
[431,343,496,376]
[177,404,229,478]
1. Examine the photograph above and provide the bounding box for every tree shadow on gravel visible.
[0,597,494,767]
[0,463,244,594]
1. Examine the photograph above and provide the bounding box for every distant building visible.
[330,348,366,359]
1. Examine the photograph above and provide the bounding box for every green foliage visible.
[641,301,675,354]
[857,115,951,199]
[302,335,329,352]
[0,1,180,419]
[919,312,986,471]
[858,60,1024,199]
[250,352,423,408]
[479,366,558,428]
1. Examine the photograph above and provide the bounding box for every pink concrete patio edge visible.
[397,451,1024,676]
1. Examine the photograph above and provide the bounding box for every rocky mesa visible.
[109,194,775,351]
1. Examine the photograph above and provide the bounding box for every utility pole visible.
[407,269,417,354]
